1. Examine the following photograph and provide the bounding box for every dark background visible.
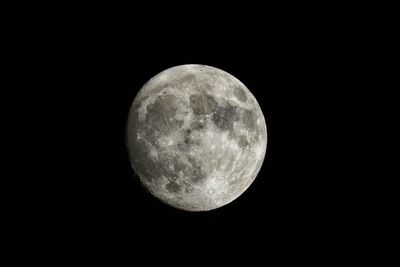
[4,2,390,263]
[20,6,371,259]
[59,36,347,246]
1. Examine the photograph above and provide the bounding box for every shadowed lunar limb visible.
[126,64,267,211]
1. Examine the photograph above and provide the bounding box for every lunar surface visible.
[126,64,267,211]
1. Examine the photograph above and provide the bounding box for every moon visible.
[126,64,267,211]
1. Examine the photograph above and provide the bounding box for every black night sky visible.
[64,42,345,244]
[35,7,365,260]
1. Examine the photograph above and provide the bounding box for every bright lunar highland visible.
[126,64,267,211]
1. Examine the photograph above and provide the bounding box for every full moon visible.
[126,64,267,211]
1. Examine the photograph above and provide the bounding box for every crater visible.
[166,180,181,193]
[233,86,247,102]
[237,135,249,148]
[179,74,196,85]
